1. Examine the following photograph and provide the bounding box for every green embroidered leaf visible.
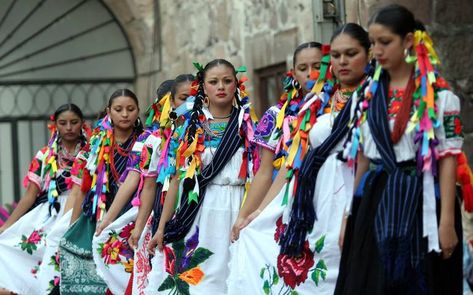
[259,267,265,279]
[315,235,325,253]
[316,259,327,271]
[272,269,279,285]
[311,269,320,286]
[187,248,213,269]
[176,278,190,295]
[313,259,328,283]
[291,291,299,295]
[263,280,270,294]
[157,275,175,291]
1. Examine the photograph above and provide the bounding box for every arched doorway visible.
[0,0,136,205]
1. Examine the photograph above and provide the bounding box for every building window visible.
[254,63,288,116]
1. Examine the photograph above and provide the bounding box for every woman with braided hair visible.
[231,42,322,242]
[227,23,370,294]
[335,4,463,294]
[144,59,258,294]
[0,103,88,295]
[91,75,193,295]
[59,89,143,294]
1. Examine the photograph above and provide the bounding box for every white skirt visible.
[0,194,68,294]
[36,209,73,295]
[227,154,353,294]
[144,182,244,295]
[92,206,138,295]
[132,213,155,295]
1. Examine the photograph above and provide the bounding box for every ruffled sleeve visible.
[435,90,464,157]
[252,105,280,151]
[69,145,90,187]
[23,146,48,190]
[122,131,162,180]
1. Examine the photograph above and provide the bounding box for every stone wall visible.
[117,0,317,109]
[346,0,473,165]
[105,0,472,164]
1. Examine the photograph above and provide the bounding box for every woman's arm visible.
[231,162,288,241]
[148,175,180,255]
[69,184,86,224]
[0,183,40,232]
[129,177,157,249]
[231,149,274,232]
[438,155,458,259]
[95,171,141,235]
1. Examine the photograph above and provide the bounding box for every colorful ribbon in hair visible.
[280,44,334,206]
[405,30,443,174]
[83,115,114,221]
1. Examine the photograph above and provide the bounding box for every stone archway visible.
[0,0,139,204]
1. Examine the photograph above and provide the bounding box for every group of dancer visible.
[0,4,470,295]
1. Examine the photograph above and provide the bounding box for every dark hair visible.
[330,23,370,53]
[369,4,425,37]
[171,74,195,99]
[54,103,84,121]
[293,42,323,67]
[108,88,139,108]
[106,88,143,133]
[201,59,237,81]
[156,80,175,100]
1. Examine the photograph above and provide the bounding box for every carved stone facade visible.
[105,0,472,163]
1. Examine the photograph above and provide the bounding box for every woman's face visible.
[330,33,369,88]
[172,81,191,108]
[368,23,413,72]
[107,96,139,131]
[203,65,237,109]
[293,47,322,94]
[56,110,82,143]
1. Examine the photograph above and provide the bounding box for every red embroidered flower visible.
[101,237,123,264]
[119,222,135,240]
[454,117,462,135]
[274,216,286,243]
[27,230,43,244]
[388,100,402,116]
[277,240,315,289]
[435,77,450,90]
[163,245,176,275]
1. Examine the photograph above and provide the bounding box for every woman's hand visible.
[147,228,165,256]
[231,209,262,242]
[128,231,140,250]
[439,222,458,259]
[94,218,111,236]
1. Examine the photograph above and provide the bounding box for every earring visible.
[134,118,141,128]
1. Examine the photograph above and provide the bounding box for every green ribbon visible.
[145,109,155,127]
[193,62,204,72]
[235,66,247,73]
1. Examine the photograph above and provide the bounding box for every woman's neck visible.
[387,62,414,89]
[61,139,79,153]
[114,128,133,144]
[339,81,362,92]
[209,104,233,121]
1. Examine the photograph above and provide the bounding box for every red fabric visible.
[124,271,134,295]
